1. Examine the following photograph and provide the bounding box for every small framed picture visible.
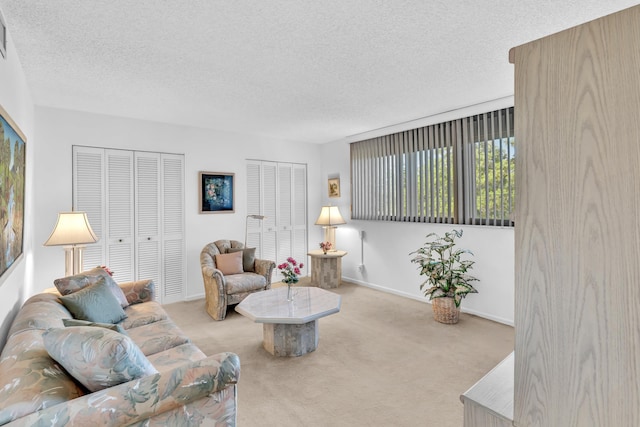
[199,172,235,213]
[328,178,340,198]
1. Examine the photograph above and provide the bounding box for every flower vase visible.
[287,283,294,301]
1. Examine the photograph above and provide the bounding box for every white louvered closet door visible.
[134,152,161,293]
[277,163,293,264]
[73,147,105,270]
[246,160,307,272]
[292,164,307,274]
[246,161,263,256]
[161,154,185,304]
[106,149,135,283]
[261,163,278,263]
[73,146,185,304]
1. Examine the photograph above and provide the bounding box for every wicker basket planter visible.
[432,297,460,324]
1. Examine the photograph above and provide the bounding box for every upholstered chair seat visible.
[200,240,275,320]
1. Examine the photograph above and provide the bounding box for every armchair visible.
[200,240,275,320]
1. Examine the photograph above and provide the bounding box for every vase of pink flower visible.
[278,257,304,301]
[320,241,332,254]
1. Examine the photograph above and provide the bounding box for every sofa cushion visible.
[146,343,206,372]
[7,298,69,337]
[43,326,158,392]
[62,318,127,334]
[0,329,85,426]
[215,251,244,275]
[227,247,256,272]
[54,266,129,308]
[125,319,191,356]
[121,301,168,330]
[225,272,267,294]
[59,279,127,324]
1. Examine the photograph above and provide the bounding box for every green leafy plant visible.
[409,229,478,307]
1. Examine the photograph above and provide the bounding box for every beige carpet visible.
[164,280,514,426]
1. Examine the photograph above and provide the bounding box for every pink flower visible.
[287,257,296,265]
[294,267,301,275]
[299,263,304,269]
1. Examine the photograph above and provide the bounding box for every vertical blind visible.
[351,107,515,226]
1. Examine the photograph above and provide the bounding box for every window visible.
[350,107,514,226]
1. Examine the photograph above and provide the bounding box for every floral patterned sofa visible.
[0,269,240,426]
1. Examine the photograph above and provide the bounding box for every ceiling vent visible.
[0,10,6,58]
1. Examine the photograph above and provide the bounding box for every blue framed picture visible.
[0,104,26,279]
[199,171,234,214]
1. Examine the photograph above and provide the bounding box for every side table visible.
[307,249,347,289]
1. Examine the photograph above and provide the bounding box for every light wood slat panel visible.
[513,5,640,426]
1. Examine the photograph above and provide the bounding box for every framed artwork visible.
[328,178,340,198]
[199,172,235,213]
[0,103,26,280]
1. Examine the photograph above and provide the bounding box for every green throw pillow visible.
[43,326,158,392]
[59,278,127,324]
[62,318,127,334]
[227,247,256,272]
[54,266,129,308]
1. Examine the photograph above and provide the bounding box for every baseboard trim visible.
[184,293,205,302]
[342,276,514,327]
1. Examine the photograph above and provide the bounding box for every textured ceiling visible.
[1,1,638,144]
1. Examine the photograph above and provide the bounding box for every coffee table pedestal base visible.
[263,320,319,357]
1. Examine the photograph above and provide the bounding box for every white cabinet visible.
[246,160,307,272]
[73,146,185,303]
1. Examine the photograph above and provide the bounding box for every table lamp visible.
[314,206,346,251]
[44,211,98,276]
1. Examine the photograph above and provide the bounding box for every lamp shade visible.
[43,212,98,246]
[315,206,346,226]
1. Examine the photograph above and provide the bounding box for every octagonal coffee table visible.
[235,286,341,357]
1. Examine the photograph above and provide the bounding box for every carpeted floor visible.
[164,280,514,426]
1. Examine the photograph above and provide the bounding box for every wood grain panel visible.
[513,5,640,426]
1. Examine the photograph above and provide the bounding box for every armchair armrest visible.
[202,266,227,320]
[7,352,241,426]
[119,279,155,305]
[255,259,276,289]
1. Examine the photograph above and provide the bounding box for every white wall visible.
[32,106,323,299]
[318,101,515,325]
[0,29,35,346]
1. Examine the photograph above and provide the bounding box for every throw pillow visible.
[59,278,127,324]
[215,251,244,275]
[62,318,127,334]
[227,247,256,272]
[54,266,129,308]
[43,326,158,392]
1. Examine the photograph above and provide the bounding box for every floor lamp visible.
[44,211,98,277]
[245,214,265,248]
[315,206,346,251]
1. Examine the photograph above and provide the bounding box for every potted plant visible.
[409,229,478,324]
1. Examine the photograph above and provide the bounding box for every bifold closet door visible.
[134,152,161,292]
[105,149,135,283]
[72,146,105,271]
[246,160,307,274]
[160,154,185,303]
[73,146,185,303]
[72,147,134,284]
[246,162,263,256]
